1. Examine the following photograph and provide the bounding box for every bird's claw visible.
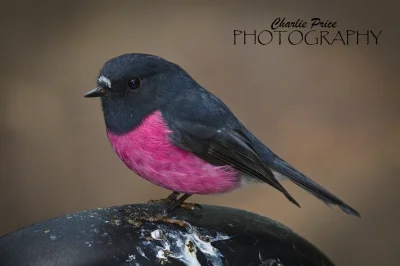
[147,192,180,204]
[180,202,202,212]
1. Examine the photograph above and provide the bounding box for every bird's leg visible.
[147,191,180,204]
[133,194,200,226]
[166,191,180,201]
[164,194,202,214]
[162,194,192,215]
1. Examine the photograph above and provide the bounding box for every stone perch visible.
[0,204,334,266]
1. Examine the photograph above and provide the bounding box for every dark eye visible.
[128,78,141,90]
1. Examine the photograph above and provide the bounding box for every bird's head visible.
[84,53,196,134]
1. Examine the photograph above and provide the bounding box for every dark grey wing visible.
[168,119,300,207]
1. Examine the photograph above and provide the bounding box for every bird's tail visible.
[272,156,361,217]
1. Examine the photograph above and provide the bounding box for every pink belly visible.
[106,111,239,194]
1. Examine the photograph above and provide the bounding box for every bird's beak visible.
[84,87,106,98]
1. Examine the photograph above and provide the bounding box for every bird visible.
[84,53,360,217]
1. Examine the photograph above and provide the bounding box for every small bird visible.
[85,53,360,217]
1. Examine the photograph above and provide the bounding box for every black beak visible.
[84,87,106,98]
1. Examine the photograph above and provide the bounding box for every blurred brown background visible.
[0,1,399,265]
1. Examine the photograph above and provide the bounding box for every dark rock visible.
[0,204,334,266]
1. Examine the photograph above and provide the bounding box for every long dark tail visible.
[272,156,361,217]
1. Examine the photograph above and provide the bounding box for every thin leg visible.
[148,191,180,204]
[166,191,180,201]
[163,194,192,215]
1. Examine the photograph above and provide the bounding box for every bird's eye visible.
[128,78,141,90]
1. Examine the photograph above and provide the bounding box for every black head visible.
[85,53,197,134]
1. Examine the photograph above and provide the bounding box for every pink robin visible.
[85,53,360,217]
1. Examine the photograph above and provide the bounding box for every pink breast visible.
[106,111,239,194]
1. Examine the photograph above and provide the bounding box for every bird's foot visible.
[147,193,199,216]
[180,202,202,212]
[147,199,171,204]
[125,197,199,228]
[147,192,180,204]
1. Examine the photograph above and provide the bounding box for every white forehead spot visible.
[98,75,112,88]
